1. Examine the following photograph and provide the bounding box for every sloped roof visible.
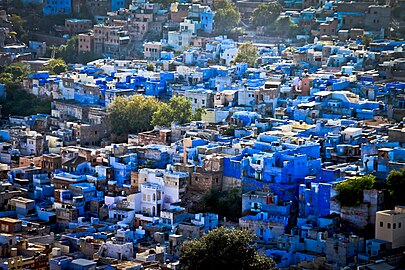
[62,156,87,167]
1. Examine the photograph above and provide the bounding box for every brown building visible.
[388,124,405,143]
[19,156,42,168]
[319,18,339,37]
[65,19,93,35]
[136,129,171,146]
[190,155,224,193]
[85,0,110,17]
[364,5,391,32]
[0,182,27,211]
[94,24,130,59]
[41,153,62,174]
[55,207,79,225]
[78,33,95,53]
[170,3,190,23]
[0,218,22,234]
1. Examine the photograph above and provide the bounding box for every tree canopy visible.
[202,187,242,222]
[0,63,30,85]
[151,96,195,127]
[250,2,283,27]
[213,0,233,10]
[386,169,405,206]
[0,84,51,116]
[9,14,28,43]
[149,0,176,9]
[180,227,276,270]
[109,95,200,135]
[57,36,78,64]
[213,0,240,35]
[108,95,161,135]
[42,58,68,75]
[335,175,376,207]
[234,42,258,67]
[56,35,102,64]
[0,63,51,117]
[362,34,373,49]
[267,16,298,37]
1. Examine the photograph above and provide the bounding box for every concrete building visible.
[143,42,163,60]
[78,33,95,53]
[65,19,93,35]
[376,206,405,249]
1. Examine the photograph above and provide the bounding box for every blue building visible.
[298,182,332,219]
[109,154,137,187]
[111,0,128,11]
[43,0,72,15]
[49,256,73,270]
[200,10,214,34]
[69,259,97,270]
[0,84,6,99]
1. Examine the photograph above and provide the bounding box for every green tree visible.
[250,2,283,27]
[57,35,79,63]
[77,52,102,64]
[151,96,194,127]
[146,63,155,71]
[108,95,161,134]
[335,175,376,207]
[362,34,373,49]
[149,0,176,9]
[192,107,206,121]
[6,66,24,81]
[181,227,276,270]
[0,63,30,86]
[9,14,28,43]
[0,84,51,116]
[0,73,15,86]
[44,58,67,74]
[234,42,258,67]
[386,169,405,206]
[213,0,233,10]
[265,16,298,38]
[214,1,240,35]
[202,187,242,221]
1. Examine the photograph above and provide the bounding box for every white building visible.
[168,30,193,49]
[137,168,189,210]
[184,89,215,111]
[220,47,238,66]
[180,19,199,35]
[140,183,164,217]
[376,206,405,249]
[238,85,256,106]
[104,241,133,260]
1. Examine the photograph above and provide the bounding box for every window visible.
[380,221,383,227]
[399,222,402,228]
[393,223,396,229]
[387,223,391,229]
